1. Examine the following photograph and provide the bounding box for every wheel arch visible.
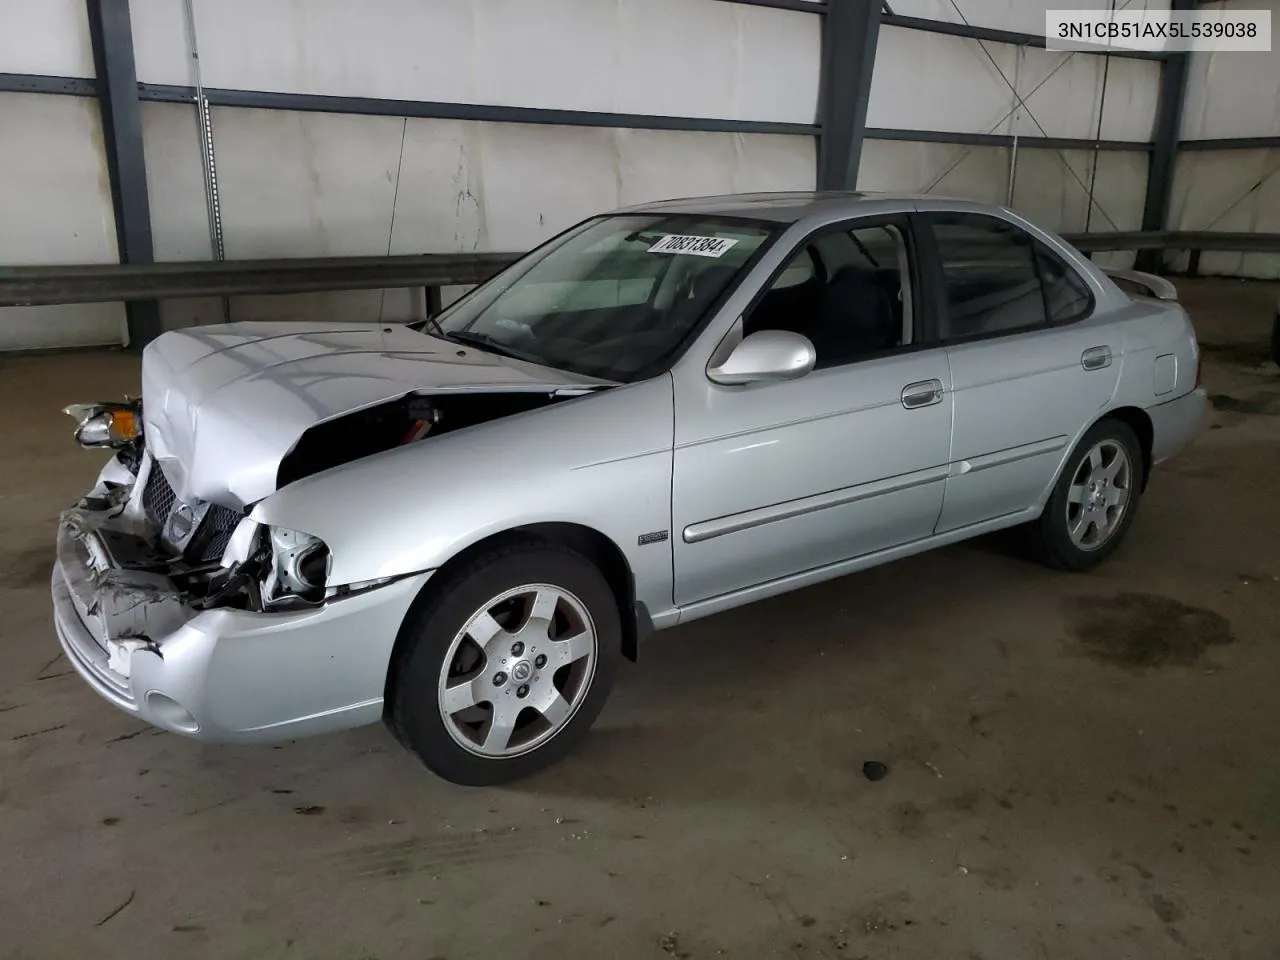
[383,522,644,712]
[1099,405,1154,491]
[1031,404,1156,520]
[511,522,648,664]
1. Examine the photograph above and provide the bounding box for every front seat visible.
[811,264,899,367]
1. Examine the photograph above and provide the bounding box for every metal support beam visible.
[880,12,1168,61]
[865,127,1153,152]
[136,83,818,137]
[0,73,97,96]
[713,0,828,12]
[1179,136,1280,151]
[817,0,881,190]
[1136,0,1193,273]
[425,286,444,317]
[85,0,161,348]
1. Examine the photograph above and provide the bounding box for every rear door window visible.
[1035,243,1094,323]
[926,213,1095,340]
[928,214,1046,339]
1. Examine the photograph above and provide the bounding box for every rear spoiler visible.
[1101,268,1178,301]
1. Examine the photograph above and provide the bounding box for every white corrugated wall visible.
[0,0,127,349]
[858,10,1164,268]
[3,0,1278,347]
[132,0,821,329]
[1170,0,1280,277]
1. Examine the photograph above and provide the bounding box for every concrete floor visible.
[2,279,1278,960]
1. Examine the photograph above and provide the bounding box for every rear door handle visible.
[1081,345,1112,371]
[901,379,944,410]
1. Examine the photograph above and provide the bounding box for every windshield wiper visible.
[407,315,447,338]
[446,330,538,363]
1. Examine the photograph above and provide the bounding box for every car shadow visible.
[516,537,1060,805]
[84,530,1079,818]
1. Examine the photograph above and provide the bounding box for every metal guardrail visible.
[1065,231,1280,255]
[1063,231,1280,277]
[0,253,520,307]
[3,232,1279,309]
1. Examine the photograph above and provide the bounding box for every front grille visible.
[141,460,244,562]
[142,461,176,527]
[199,504,242,562]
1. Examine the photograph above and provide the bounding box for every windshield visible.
[434,214,778,381]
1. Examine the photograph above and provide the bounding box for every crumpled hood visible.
[141,321,598,509]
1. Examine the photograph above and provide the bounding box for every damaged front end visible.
[55,394,319,716]
[56,444,341,650]
[52,439,434,741]
[52,319,613,740]
[60,390,350,619]
[57,503,195,695]
[57,379,590,647]
[53,383,551,726]
[52,428,430,740]
[54,447,256,716]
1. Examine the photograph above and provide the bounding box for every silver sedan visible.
[53,192,1205,785]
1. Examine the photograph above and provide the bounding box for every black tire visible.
[386,539,621,786]
[1028,418,1145,572]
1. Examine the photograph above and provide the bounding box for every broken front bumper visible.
[52,508,431,743]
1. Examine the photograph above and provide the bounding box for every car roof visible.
[614,191,972,224]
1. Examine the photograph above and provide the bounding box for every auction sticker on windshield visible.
[647,234,739,258]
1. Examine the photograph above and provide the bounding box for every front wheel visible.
[387,541,621,786]
[1028,418,1144,571]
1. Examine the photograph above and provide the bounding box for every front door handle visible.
[1081,345,1112,371]
[901,379,944,410]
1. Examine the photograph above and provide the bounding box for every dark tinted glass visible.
[745,222,909,368]
[931,215,1046,338]
[1036,243,1093,323]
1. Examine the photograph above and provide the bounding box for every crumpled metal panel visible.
[58,509,193,649]
[139,320,600,509]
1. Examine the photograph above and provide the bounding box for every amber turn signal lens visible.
[63,401,142,448]
[110,409,139,440]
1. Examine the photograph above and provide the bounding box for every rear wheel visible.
[387,541,621,786]
[1029,418,1144,571]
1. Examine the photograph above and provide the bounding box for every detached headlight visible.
[63,400,141,449]
[262,527,331,607]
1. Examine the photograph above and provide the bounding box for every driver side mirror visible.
[707,330,817,386]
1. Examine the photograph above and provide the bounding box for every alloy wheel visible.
[436,583,598,758]
[1065,438,1132,551]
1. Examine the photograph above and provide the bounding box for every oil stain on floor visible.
[1208,392,1279,415]
[1065,593,1235,669]
[1199,340,1275,369]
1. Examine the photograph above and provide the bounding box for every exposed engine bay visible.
[277,390,568,489]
